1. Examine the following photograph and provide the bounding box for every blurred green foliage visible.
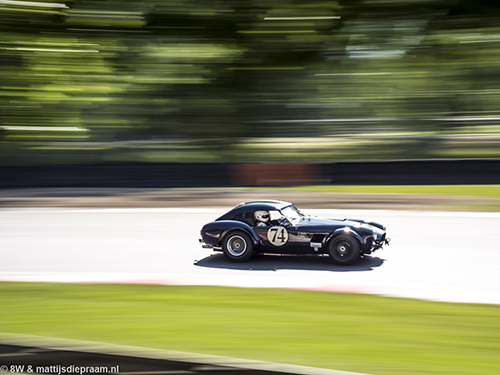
[1,0,500,162]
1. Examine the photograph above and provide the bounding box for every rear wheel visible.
[222,231,254,262]
[328,235,360,265]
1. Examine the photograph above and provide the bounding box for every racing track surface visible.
[0,342,363,375]
[0,208,499,304]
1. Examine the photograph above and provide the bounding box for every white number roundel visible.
[267,226,288,246]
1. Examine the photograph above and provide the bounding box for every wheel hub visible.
[336,241,350,257]
[228,236,246,256]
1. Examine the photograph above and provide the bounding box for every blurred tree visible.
[1,0,500,153]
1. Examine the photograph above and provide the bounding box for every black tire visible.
[328,235,361,265]
[222,231,254,262]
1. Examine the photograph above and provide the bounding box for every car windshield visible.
[281,205,304,224]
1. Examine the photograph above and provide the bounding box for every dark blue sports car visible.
[200,200,389,264]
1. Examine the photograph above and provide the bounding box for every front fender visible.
[347,218,385,231]
[327,227,364,247]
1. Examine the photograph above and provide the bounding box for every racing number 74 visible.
[267,226,288,247]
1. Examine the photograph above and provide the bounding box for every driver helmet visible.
[254,210,269,223]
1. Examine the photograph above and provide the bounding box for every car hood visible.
[295,217,383,232]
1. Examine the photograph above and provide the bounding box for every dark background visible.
[2,159,499,188]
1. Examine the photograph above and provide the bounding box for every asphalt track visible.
[0,342,364,375]
[1,207,499,304]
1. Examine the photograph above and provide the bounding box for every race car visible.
[199,200,389,264]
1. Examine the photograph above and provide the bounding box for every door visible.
[254,224,313,254]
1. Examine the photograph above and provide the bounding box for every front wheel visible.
[222,231,254,262]
[328,235,360,265]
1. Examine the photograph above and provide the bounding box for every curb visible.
[0,333,371,375]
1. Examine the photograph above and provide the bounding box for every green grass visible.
[279,185,500,199]
[1,282,499,375]
[242,184,500,211]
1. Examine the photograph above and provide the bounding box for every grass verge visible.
[1,282,499,375]
[277,185,500,199]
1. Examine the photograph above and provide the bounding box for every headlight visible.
[363,234,376,244]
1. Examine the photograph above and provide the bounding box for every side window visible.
[269,210,289,226]
[234,212,255,226]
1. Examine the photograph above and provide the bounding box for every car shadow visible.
[194,253,384,272]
